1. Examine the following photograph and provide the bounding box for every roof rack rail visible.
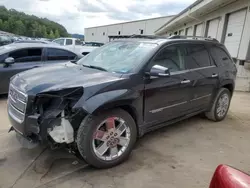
[168,35,219,42]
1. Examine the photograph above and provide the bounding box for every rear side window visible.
[47,48,76,61]
[185,44,211,69]
[210,46,232,66]
[9,48,42,62]
[66,39,73,45]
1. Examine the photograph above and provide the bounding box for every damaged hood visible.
[11,63,123,94]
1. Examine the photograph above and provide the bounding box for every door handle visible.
[181,80,191,84]
[211,74,218,78]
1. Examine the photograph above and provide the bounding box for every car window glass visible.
[75,40,82,45]
[210,46,232,66]
[77,41,157,73]
[47,48,76,61]
[151,46,185,73]
[53,39,64,45]
[9,48,42,62]
[66,39,73,45]
[185,44,211,69]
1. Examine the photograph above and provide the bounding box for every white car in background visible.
[53,37,98,55]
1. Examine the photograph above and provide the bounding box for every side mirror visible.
[149,65,170,77]
[4,57,15,65]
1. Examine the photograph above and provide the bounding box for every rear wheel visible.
[205,88,231,121]
[76,109,137,168]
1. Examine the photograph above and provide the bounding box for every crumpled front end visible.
[8,85,86,149]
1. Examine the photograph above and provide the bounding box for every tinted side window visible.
[75,40,82,45]
[185,44,211,69]
[66,39,73,45]
[210,46,232,66]
[152,45,185,73]
[9,48,42,62]
[47,48,76,61]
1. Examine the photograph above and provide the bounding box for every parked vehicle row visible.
[0,43,83,94]
[53,37,98,55]
[7,36,237,168]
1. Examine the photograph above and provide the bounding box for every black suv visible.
[8,36,237,168]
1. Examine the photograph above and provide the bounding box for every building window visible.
[140,29,144,35]
[103,32,105,36]
[92,33,94,36]
[118,31,121,35]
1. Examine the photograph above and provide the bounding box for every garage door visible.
[207,18,220,39]
[195,24,203,36]
[186,27,193,36]
[179,29,185,35]
[224,9,247,58]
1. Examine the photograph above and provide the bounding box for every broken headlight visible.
[34,87,83,119]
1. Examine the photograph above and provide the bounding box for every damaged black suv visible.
[8,36,237,168]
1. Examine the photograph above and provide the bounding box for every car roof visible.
[0,43,78,55]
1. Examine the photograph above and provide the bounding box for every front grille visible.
[8,84,27,123]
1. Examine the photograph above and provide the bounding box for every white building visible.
[155,0,250,91]
[84,15,174,43]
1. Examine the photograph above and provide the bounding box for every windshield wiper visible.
[82,64,107,72]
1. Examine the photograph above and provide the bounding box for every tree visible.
[14,20,25,35]
[54,29,60,38]
[41,25,48,38]
[0,6,69,38]
[48,30,55,39]
[0,19,3,30]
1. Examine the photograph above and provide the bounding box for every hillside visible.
[0,6,69,38]
[71,33,84,39]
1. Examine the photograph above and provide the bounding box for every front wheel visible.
[76,109,137,168]
[205,88,231,121]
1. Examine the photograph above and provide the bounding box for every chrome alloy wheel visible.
[92,117,131,161]
[216,93,230,118]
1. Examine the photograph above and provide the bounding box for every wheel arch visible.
[222,83,234,94]
[93,104,140,137]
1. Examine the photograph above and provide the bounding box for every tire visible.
[76,108,137,169]
[205,88,231,122]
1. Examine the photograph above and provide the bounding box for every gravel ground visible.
[0,92,250,188]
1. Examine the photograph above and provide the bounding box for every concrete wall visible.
[85,16,174,43]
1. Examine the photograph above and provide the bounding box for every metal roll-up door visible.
[179,29,185,35]
[186,27,193,36]
[195,24,203,36]
[207,18,220,39]
[224,9,247,58]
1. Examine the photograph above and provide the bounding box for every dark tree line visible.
[0,6,69,39]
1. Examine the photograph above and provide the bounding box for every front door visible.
[0,48,44,94]
[144,44,193,125]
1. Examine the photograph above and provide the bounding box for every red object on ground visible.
[210,164,250,188]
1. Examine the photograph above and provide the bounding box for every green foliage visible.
[0,6,68,38]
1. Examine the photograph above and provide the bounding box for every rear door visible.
[0,47,44,94]
[184,43,219,112]
[44,48,77,65]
